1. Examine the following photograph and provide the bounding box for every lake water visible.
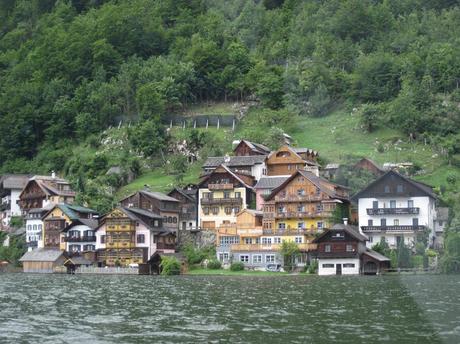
[0,274,459,343]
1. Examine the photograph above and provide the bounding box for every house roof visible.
[237,208,263,217]
[199,165,254,190]
[19,249,64,262]
[292,147,319,156]
[22,175,76,198]
[312,224,368,243]
[267,146,319,166]
[203,155,267,168]
[43,204,97,221]
[352,170,437,200]
[168,187,196,202]
[139,190,180,203]
[0,174,31,190]
[65,256,93,265]
[125,207,163,220]
[363,249,390,262]
[325,163,340,170]
[355,158,384,173]
[235,140,271,155]
[254,176,290,190]
[63,218,99,232]
[266,170,349,201]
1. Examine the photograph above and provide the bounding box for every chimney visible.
[51,171,56,179]
[224,154,231,163]
[343,218,348,225]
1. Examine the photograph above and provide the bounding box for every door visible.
[336,264,342,275]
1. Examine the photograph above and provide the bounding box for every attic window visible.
[276,152,290,158]
[384,185,390,193]
[397,185,403,193]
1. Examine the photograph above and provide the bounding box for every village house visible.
[265,145,319,177]
[25,207,50,251]
[62,218,99,254]
[233,140,271,156]
[18,174,76,213]
[119,189,180,233]
[202,155,267,181]
[354,158,384,177]
[41,204,98,250]
[313,223,390,275]
[254,175,290,211]
[0,174,30,230]
[95,207,176,267]
[263,170,350,237]
[168,185,198,231]
[353,170,438,249]
[19,249,66,273]
[433,207,449,249]
[198,165,256,230]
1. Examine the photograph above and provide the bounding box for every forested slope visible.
[0,0,459,214]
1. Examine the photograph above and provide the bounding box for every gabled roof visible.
[254,176,290,190]
[139,190,180,203]
[355,158,384,173]
[19,249,64,262]
[352,170,437,200]
[203,155,267,168]
[236,208,263,217]
[0,174,31,190]
[20,176,75,198]
[168,187,196,202]
[266,170,349,201]
[62,218,99,232]
[363,249,390,262]
[199,164,254,190]
[312,224,368,243]
[292,147,319,156]
[43,204,97,222]
[267,145,319,166]
[125,207,163,220]
[65,256,93,266]
[234,140,271,155]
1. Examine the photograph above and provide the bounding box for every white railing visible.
[75,266,139,274]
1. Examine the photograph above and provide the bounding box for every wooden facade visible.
[168,186,198,231]
[354,158,384,176]
[266,146,318,176]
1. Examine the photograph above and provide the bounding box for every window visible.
[101,235,106,244]
[394,219,399,226]
[396,236,402,246]
[235,192,241,199]
[83,244,95,251]
[295,237,302,244]
[27,225,32,231]
[412,218,419,227]
[233,206,240,214]
[316,203,323,212]
[244,238,252,244]
[253,255,262,264]
[137,234,145,244]
[384,185,390,193]
[408,200,414,208]
[317,222,323,229]
[225,207,232,215]
[240,255,249,263]
[297,189,305,196]
[223,191,230,199]
[346,244,353,252]
[278,223,286,230]
[33,225,37,231]
[218,253,229,262]
[368,219,373,226]
[288,164,292,171]
[297,204,305,212]
[168,217,173,223]
[343,263,355,268]
[278,206,286,213]
[322,264,334,268]
[381,218,387,227]
[390,200,396,208]
[154,220,159,227]
[298,222,305,229]
[372,201,378,209]
[325,244,331,252]
[212,207,219,215]
[397,185,403,193]
[173,217,177,223]
[203,207,209,215]
[368,236,373,243]
[262,237,272,244]
[273,237,281,244]
[265,255,275,263]
[219,236,239,246]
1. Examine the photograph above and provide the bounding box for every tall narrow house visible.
[198,165,256,230]
[353,170,438,249]
[168,185,198,231]
[0,174,30,230]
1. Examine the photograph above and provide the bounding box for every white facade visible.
[1,189,23,227]
[358,196,436,249]
[317,258,361,275]
[198,187,248,229]
[66,225,97,253]
[25,218,44,251]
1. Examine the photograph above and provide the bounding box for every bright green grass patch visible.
[187,268,290,276]
[182,102,237,116]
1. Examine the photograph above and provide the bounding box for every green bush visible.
[307,260,318,274]
[183,244,216,265]
[207,259,222,270]
[230,262,245,271]
[160,256,181,275]
[411,255,424,268]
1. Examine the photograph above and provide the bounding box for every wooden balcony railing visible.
[65,236,96,243]
[274,195,324,202]
[275,211,332,219]
[361,225,426,232]
[201,197,242,205]
[106,242,136,249]
[208,183,234,190]
[366,208,420,215]
[262,228,317,236]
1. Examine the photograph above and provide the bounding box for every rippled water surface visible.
[0,273,459,343]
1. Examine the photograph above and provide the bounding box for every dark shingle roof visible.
[363,249,390,262]
[0,175,31,189]
[19,249,64,262]
[140,190,180,202]
[313,224,368,243]
[254,176,290,189]
[203,155,266,168]
[125,207,163,219]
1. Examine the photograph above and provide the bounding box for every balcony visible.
[262,228,316,236]
[65,236,96,243]
[237,228,263,236]
[106,225,135,232]
[156,242,176,250]
[208,183,234,190]
[201,197,243,206]
[106,242,136,249]
[274,194,323,202]
[230,243,316,252]
[275,211,332,219]
[361,225,426,232]
[366,207,420,215]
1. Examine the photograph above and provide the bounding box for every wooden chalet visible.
[119,190,180,232]
[233,140,271,156]
[168,185,198,231]
[266,146,319,176]
[18,174,75,213]
[313,224,390,275]
[354,158,384,176]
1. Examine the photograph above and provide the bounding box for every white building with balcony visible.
[353,170,437,249]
